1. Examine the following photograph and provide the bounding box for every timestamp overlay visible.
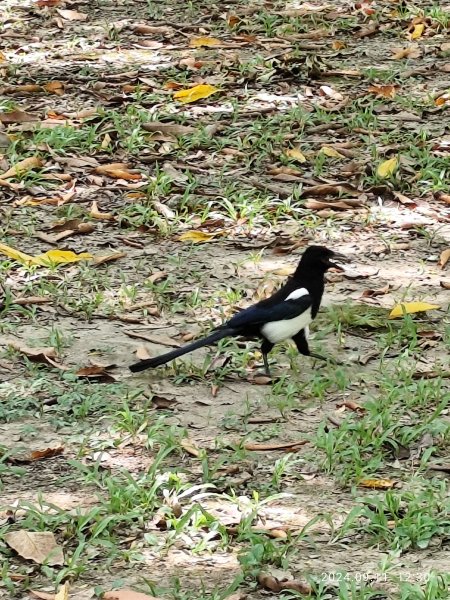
[320,570,432,584]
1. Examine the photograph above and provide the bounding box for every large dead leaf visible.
[173,84,219,104]
[103,590,159,600]
[8,341,67,369]
[439,248,450,268]
[244,440,307,451]
[57,8,88,21]
[285,147,307,163]
[359,478,396,490]
[389,302,440,319]
[0,109,39,124]
[377,157,398,178]
[95,163,141,180]
[0,156,43,179]
[179,230,216,243]
[368,84,397,98]
[189,36,221,47]
[5,531,64,565]
[35,249,93,266]
[92,251,126,266]
[90,201,114,221]
[142,122,195,136]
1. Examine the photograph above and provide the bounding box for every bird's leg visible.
[261,339,274,377]
[292,331,341,365]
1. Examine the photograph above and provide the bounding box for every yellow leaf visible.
[55,582,70,600]
[189,37,221,48]
[179,231,216,243]
[0,242,35,265]
[0,156,43,179]
[285,148,307,163]
[320,146,345,159]
[377,157,398,178]
[44,81,65,95]
[332,40,346,50]
[34,250,93,266]
[410,23,424,40]
[359,478,396,490]
[173,84,219,104]
[439,248,450,268]
[389,302,441,319]
[272,267,295,276]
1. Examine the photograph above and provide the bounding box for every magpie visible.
[129,245,347,376]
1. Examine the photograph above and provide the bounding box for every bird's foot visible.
[309,352,343,366]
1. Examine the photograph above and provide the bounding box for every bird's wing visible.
[226,295,312,330]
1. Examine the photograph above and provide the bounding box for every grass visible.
[1,0,450,597]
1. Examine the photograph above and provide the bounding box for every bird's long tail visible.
[129,328,235,373]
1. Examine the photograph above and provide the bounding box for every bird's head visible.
[295,245,348,276]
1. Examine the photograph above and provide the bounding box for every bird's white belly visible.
[261,309,312,344]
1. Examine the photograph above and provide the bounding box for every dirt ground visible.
[1,1,450,599]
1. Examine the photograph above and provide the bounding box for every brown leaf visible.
[1,156,43,179]
[441,280,450,289]
[92,252,126,266]
[439,248,450,268]
[151,395,177,409]
[391,45,422,60]
[30,447,64,461]
[94,163,141,181]
[57,8,88,21]
[180,438,202,457]
[244,440,307,451]
[368,84,397,98]
[75,366,116,382]
[336,401,366,414]
[5,531,64,565]
[44,81,65,95]
[304,199,364,210]
[133,24,171,35]
[8,341,58,365]
[0,109,39,124]
[104,591,159,600]
[301,183,357,197]
[30,591,56,600]
[142,122,195,136]
[90,201,115,221]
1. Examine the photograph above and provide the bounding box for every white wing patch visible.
[285,287,309,301]
[261,308,312,344]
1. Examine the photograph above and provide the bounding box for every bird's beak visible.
[326,252,349,271]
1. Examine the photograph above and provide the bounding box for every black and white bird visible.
[129,245,347,376]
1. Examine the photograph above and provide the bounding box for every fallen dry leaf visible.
[30,447,64,461]
[320,146,345,159]
[173,84,219,104]
[439,248,450,268]
[0,109,39,124]
[389,302,440,318]
[179,230,217,243]
[368,84,397,98]
[90,201,115,221]
[180,438,202,457]
[285,147,307,163]
[95,163,141,180]
[189,36,220,47]
[104,590,159,600]
[142,122,195,136]
[92,251,126,266]
[75,366,117,382]
[244,440,307,451]
[377,157,398,178]
[0,156,43,179]
[57,8,88,21]
[409,23,425,40]
[359,478,397,490]
[5,531,64,565]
